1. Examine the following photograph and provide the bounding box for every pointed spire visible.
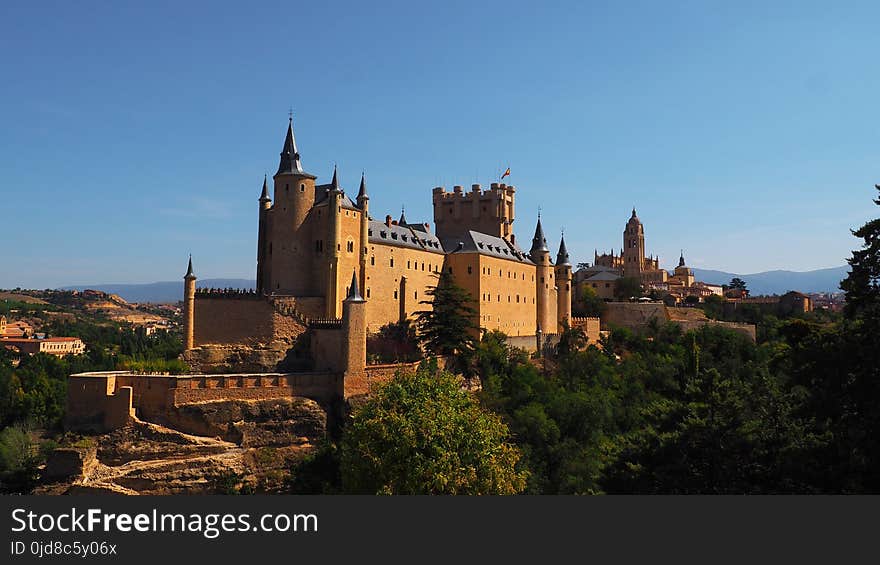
[357,172,368,201]
[632,207,637,218]
[399,206,407,226]
[276,115,304,175]
[259,174,271,201]
[345,270,364,302]
[556,234,571,266]
[330,165,339,191]
[679,250,686,267]
[530,215,549,254]
[184,255,196,279]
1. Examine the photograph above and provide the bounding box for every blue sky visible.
[1,0,877,288]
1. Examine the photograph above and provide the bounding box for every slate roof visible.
[441,231,534,264]
[368,220,445,254]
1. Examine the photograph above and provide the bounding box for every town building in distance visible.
[576,209,723,303]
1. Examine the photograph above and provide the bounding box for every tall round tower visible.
[530,215,556,335]
[555,234,572,331]
[356,173,370,296]
[256,175,272,295]
[269,116,318,294]
[326,167,343,317]
[183,256,196,350]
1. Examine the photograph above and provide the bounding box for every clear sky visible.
[1,0,877,288]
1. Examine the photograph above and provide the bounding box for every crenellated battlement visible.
[195,288,260,299]
[432,183,516,240]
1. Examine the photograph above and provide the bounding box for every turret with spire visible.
[268,114,318,295]
[530,213,556,336]
[183,255,197,350]
[530,214,550,255]
[555,234,572,331]
[326,164,343,317]
[257,175,272,294]
[357,172,369,297]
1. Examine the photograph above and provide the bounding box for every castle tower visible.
[356,173,369,296]
[623,208,646,279]
[325,166,342,317]
[256,175,272,295]
[268,116,318,294]
[555,234,572,331]
[530,215,556,335]
[341,270,367,381]
[183,256,196,350]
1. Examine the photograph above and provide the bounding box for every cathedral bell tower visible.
[623,208,645,279]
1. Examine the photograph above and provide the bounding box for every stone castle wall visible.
[193,294,307,347]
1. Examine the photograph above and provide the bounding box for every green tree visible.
[729,277,748,292]
[574,285,607,317]
[413,272,478,356]
[613,276,643,300]
[340,367,527,494]
[840,185,880,318]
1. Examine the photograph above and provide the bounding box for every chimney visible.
[385,215,392,227]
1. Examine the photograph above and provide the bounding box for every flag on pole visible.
[501,167,511,180]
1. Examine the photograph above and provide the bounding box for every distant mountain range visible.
[691,266,848,295]
[60,279,255,304]
[59,266,848,303]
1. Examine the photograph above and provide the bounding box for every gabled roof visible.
[584,271,621,282]
[369,220,445,254]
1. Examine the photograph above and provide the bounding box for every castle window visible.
[421,263,425,271]
[516,295,520,303]
[285,184,289,192]
[498,295,501,301]
[315,240,323,252]
[380,230,386,238]
[508,296,511,302]
[541,276,545,283]
[467,266,472,274]
[407,260,411,269]
[414,291,417,299]
[347,241,354,253]
[390,258,394,267]
[366,289,371,298]
[300,184,305,192]
[448,267,453,274]
[394,290,398,299]
[371,256,375,266]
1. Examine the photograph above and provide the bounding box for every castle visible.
[182,116,574,355]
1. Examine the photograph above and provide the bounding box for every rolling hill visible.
[58,265,849,303]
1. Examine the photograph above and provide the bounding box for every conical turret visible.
[556,235,571,266]
[276,116,305,175]
[357,172,368,208]
[345,270,364,302]
[259,174,271,202]
[184,255,196,280]
[530,216,549,254]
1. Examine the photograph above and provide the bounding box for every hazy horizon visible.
[2,1,877,289]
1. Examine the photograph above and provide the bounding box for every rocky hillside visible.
[37,397,327,495]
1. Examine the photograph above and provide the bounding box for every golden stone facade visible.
[189,117,573,348]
